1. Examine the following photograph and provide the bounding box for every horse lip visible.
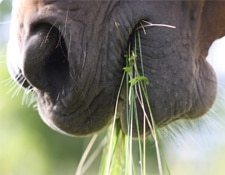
[18,9,146,136]
[36,93,96,136]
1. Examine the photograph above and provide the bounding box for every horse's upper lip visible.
[8,6,148,136]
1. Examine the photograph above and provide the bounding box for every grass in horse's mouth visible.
[75,21,176,175]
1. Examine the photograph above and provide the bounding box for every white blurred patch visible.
[163,37,225,175]
[207,36,225,84]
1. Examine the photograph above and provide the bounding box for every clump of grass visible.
[76,21,176,175]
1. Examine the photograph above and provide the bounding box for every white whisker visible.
[41,20,58,47]
[56,92,60,101]
[63,9,69,36]
[68,29,72,58]
[2,77,15,87]
[6,80,20,95]
[10,84,23,99]
[22,88,36,107]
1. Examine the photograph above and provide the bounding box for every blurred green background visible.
[1,1,225,175]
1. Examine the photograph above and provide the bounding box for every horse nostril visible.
[23,23,69,92]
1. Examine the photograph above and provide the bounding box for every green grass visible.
[99,31,167,175]
[76,21,176,175]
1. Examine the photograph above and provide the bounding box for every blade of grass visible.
[75,134,98,175]
[99,70,126,175]
[80,137,106,174]
[124,22,174,175]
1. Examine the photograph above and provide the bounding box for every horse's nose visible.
[22,23,69,92]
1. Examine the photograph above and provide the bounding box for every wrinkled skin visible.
[7,0,225,136]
